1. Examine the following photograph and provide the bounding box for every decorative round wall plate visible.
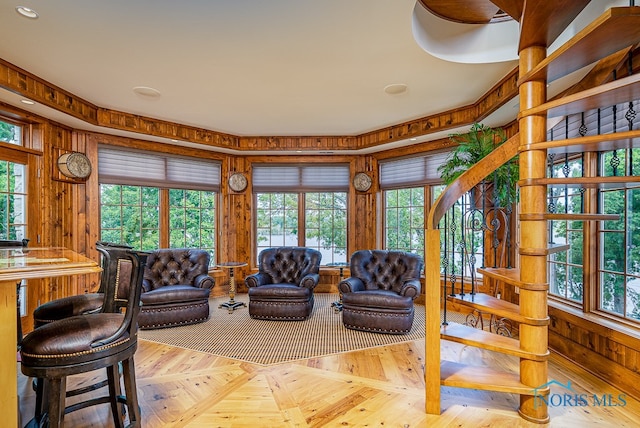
[353,172,372,192]
[57,152,92,179]
[228,172,248,192]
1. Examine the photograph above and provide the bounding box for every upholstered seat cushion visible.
[341,289,413,310]
[140,285,210,305]
[20,313,130,367]
[248,283,312,301]
[33,293,105,327]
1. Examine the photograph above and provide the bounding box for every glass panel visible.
[256,192,299,262]
[168,189,216,263]
[567,265,583,302]
[549,261,566,297]
[384,187,426,269]
[600,272,625,316]
[628,188,640,276]
[626,277,640,321]
[99,184,159,250]
[0,159,27,241]
[304,192,347,264]
[602,231,624,273]
[0,120,22,146]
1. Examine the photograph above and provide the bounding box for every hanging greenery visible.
[437,123,519,208]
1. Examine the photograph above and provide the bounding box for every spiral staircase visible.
[424,1,640,423]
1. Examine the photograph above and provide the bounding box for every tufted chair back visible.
[143,248,212,292]
[257,246,322,285]
[349,249,423,295]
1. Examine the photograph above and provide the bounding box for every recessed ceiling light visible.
[20,99,35,105]
[384,83,408,95]
[132,86,161,98]
[16,6,38,19]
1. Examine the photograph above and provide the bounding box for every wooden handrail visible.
[427,132,520,230]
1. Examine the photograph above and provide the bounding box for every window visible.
[100,184,160,250]
[0,119,22,146]
[169,189,216,250]
[385,187,425,258]
[546,101,640,324]
[598,148,640,321]
[253,164,349,264]
[98,147,219,263]
[547,155,584,303]
[380,153,448,269]
[304,192,347,261]
[1,146,28,317]
[0,160,27,241]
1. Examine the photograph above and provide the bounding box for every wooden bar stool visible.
[20,244,148,428]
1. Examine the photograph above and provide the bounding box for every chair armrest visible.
[300,273,320,289]
[194,273,215,290]
[338,277,365,294]
[142,279,151,293]
[399,279,421,299]
[245,272,272,288]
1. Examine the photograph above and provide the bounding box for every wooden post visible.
[425,228,442,414]
[517,45,550,423]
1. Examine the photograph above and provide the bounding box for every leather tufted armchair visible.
[245,247,322,320]
[139,248,215,329]
[338,250,423,334]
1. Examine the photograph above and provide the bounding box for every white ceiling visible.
[0,0,521,145]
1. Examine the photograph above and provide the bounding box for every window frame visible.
[253,191,348,266]
[97,146,221,264]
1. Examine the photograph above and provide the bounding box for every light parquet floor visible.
[18,335,640,428]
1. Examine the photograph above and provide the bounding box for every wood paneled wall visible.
[548,306,640,400]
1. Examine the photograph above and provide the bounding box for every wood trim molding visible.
[0,58,99,125]
[0,57,519,153]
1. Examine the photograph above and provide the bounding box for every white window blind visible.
[253,164,350,192]
[98,146,221,191]
[379,151,449,189]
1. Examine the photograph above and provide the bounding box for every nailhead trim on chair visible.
[343,308,412,318]
[342,323,410,334]
[140,302,209,328]
[142,302,208,313]
[342,308,413,333]
[21,337,130,359]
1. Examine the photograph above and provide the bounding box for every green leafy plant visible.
[438,123,518,208]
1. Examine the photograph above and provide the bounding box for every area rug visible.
[139,294,447,366]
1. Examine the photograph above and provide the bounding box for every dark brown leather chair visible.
[139,248,215,329]
[20,243,148,427]
[245,247,322,320]
[338,250,423,334]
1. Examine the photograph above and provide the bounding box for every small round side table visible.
[217,261,247,313]
[327,262,349,312]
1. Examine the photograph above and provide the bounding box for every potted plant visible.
[437,123,518,208]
